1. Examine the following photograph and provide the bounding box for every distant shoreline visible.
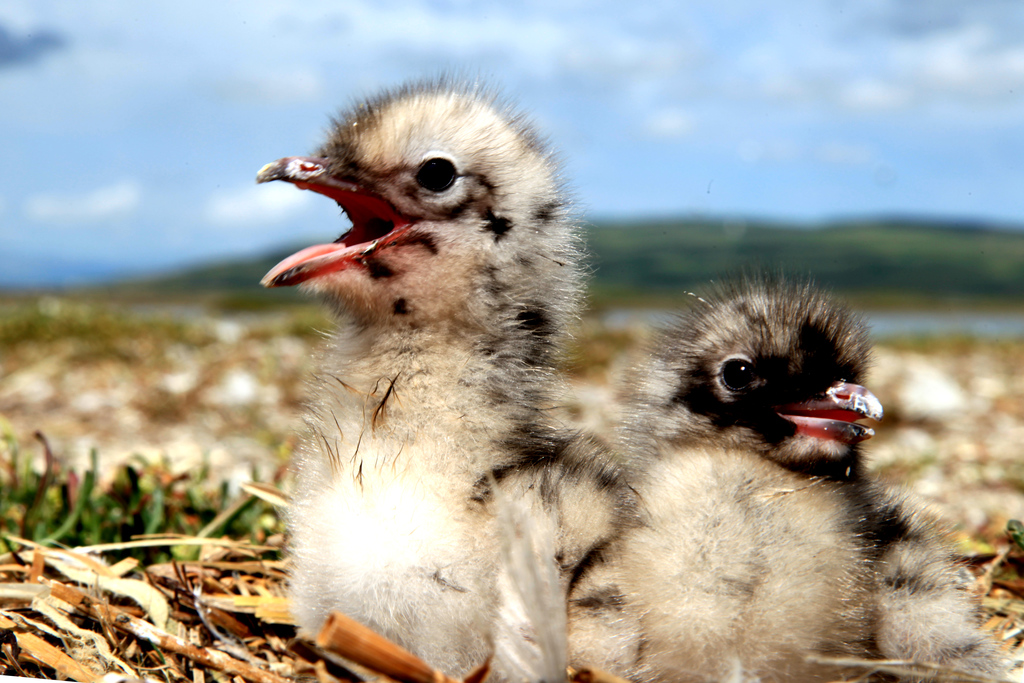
[600,307,1024,339]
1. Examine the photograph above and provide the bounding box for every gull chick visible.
[257,81,632,679]
[602,277,1004,682]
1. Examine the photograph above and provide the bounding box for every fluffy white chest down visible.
[287,437,500,676]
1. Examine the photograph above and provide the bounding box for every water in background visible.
[602,309,1024,339]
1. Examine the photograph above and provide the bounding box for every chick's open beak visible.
[257,156,412,287]
[775,382,883,444]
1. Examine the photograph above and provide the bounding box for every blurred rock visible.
[209,369,260,406]
[897,359,971,421]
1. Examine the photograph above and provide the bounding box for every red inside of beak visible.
[258,156,425,288]
[293,180,409,249]
[773,382,883,445]
[774,408,865,423]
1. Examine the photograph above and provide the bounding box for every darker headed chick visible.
[625,277,880,481]
[590,277,1005,682]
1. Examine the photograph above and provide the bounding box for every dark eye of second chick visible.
[416,157,457,192]
[721,358,755,391]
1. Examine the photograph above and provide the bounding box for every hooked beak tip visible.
[256,162,281,184]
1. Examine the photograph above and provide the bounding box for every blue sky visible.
[2,1,1023,286]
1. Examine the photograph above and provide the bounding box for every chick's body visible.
[597,278,1005,682]
[259,82,633,679]
[617,449,872,682]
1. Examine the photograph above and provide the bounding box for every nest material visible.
[1,527,1024,683]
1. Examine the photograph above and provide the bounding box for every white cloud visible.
[757,73,812,102]
[644,108,696,138]
[907,24,1024,100]
[839,79,913,111]
[725,5,1024,112]
[737,139,875,166]
[24,180,141,223]
[815,142,875,166]
[205,182,314,227]
[737,139,801,164]
[212,68,324,105]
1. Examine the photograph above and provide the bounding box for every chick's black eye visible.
[721,359,754,391]
[416,158,456,192]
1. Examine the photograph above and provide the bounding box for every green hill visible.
[587,217,1024,307]
[69,217,1024,310]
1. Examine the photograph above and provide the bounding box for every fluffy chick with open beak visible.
[257,81,632,680]
[622,277,882,482]
[594,277,1004,682]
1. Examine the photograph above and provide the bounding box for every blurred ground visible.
[2,298,1023,545]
